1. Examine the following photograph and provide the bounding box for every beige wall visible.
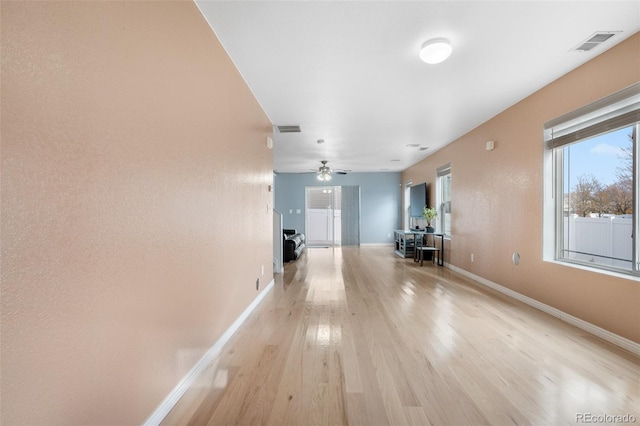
[403,33,640,343]
[1,2,273,424]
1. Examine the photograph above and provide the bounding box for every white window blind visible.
[544,83,640,149]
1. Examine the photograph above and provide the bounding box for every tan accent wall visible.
[403,33,640,343]
[1,2,273,424]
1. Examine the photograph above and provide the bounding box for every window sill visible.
[545,259,640,282]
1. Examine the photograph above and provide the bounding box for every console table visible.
[394,230,415,258]
[394,230,444,266]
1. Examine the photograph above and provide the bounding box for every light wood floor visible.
[162,246,639,425]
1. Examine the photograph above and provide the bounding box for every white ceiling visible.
[195,1,639,173]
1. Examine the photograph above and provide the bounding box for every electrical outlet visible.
[256,278,260,291]
[387,232,391,238]
[471,253,475,262]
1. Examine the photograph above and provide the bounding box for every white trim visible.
[359,243,394,247]
[143,279,276,426]
[447,265,640,357]
[545,259,640,282]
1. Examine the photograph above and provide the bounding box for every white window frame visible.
[404,180,412,230]
[543,83,640,278]
[436,164,451,237]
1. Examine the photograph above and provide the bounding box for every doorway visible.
[306,186,341,246]
[305,185,360,246]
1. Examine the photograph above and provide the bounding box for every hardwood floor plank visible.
[403,406,430,426]
[162,246,639,426]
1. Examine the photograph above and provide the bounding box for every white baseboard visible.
[447,264,640,357]
[143,278,275,426]
[273,258,284,274]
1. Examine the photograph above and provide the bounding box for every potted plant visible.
[422,206,437,233]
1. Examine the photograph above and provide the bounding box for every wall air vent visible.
[572,32,619,52]
[277,125,301,133]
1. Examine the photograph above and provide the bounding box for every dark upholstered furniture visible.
[284,229,305,262]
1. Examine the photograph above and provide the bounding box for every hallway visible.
[163,246,639,425]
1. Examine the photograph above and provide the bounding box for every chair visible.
[416,246,440,266]
[414,233,441,266]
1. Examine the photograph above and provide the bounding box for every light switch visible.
[296,209,301,214]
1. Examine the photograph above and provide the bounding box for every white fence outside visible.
[564,216,633,270]
[306,208,342,246]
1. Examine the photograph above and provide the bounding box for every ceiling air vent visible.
[572,32,619,52]
[277,125,301,133]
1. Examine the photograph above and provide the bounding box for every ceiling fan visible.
[314,160,349,181]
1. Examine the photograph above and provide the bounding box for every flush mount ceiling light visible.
[419,38,452,64]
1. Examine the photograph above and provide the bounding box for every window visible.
[404,181,412,230]
[437,164,451,236]
[544,84,639,277]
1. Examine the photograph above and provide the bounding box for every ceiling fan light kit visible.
[419,38,452,64]
[317,160,333,181]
